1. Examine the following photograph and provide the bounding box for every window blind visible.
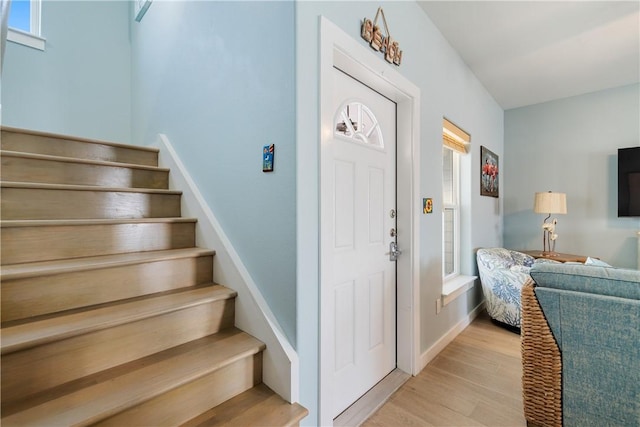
[443,119,470,154]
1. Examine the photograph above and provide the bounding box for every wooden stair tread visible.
[183,383,309,427]
[1,126,159,154]
[0,248,215,280]
[0,217,197,228]
[1,285,236,354]
[0,127,306,425]
[0,150,170,172]
[1,329,265,426]
[1,127,159,166]
[0,180,181,195]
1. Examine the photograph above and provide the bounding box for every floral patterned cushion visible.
[476,248,537,328]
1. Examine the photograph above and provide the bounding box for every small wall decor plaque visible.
[361,7,403,66]
[263,144,275,172]
[423,198,433,214]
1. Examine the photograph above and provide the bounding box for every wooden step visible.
[182,383,309,427]
[1,285,237,404]
[1,329,264,426]
[1,218,197,264]
[1,248,215,323]
[1,127,159,166]
[96,351,263,427]
[0,126,305,425]
[0,182,182,220]
[1,150,169,189]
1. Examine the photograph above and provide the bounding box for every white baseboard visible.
[154,134,298,402]
[419,302,485,372]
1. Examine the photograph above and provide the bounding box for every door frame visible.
[319,17,421,426]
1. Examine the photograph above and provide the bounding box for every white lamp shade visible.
[534,192,567,214]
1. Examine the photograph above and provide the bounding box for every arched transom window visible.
[334,101,384,149]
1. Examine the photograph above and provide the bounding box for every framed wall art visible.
[480,146,499,198]
[263,144,275,172]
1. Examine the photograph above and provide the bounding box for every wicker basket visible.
[521,278,562,427]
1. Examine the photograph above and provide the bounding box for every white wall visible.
[504,83,640,269]
[1,1,131,143]
[296,2,504,424]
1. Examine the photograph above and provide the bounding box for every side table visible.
[519,250,590,264]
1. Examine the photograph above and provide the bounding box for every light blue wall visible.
[1,1,131,143]
[4,3,509,424]
[296,2,504,424]
[504,83,640,269]
[130,1,297,345]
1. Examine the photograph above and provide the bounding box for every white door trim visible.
[319,16,421,426]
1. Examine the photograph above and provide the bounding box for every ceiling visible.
[418,1,640,110]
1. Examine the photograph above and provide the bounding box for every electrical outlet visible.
[436,298,442,314]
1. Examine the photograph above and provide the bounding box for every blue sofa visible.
[522,262,640,427]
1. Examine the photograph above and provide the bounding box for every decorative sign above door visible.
[361,7,403,66]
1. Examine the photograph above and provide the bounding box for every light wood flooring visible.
[363,311,526,427]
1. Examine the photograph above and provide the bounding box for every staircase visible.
[0,127,307,426]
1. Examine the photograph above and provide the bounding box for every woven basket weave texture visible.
[521,278,562,427]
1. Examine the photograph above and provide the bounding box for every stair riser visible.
[1,131,158,166]
[1,187,181,220]
[1,298,236,403]
[180,383,308,427]
[1,222,196,264]
[1,155,168,189]
[1,255,214,323]
[96,354,262,426]
[0,130,300,425]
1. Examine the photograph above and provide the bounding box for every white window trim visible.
[442,150,473,307]
[442,274,477,306]
[7,27,45,50]
[443,147,461,281]
[7,0,45,51]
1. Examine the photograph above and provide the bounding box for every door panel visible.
[368,167,385,244]
[323,68,397,417]
[334,160,356,250]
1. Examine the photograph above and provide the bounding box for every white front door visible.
[322,67,397,418]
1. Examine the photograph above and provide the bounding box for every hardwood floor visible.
[363,311,526,427]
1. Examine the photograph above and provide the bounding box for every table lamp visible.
[533,191,567,255]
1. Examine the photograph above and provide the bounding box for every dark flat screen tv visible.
[618,147,640,217]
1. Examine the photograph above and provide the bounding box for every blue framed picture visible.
[263,144,275,172]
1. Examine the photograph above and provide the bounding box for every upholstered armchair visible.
[476,248,536,329]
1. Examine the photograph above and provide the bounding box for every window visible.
[440,119,477,309]
[7,0,45,51]
[442,119,469,280]
[442,147,459,278]
[334,101,384,149]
